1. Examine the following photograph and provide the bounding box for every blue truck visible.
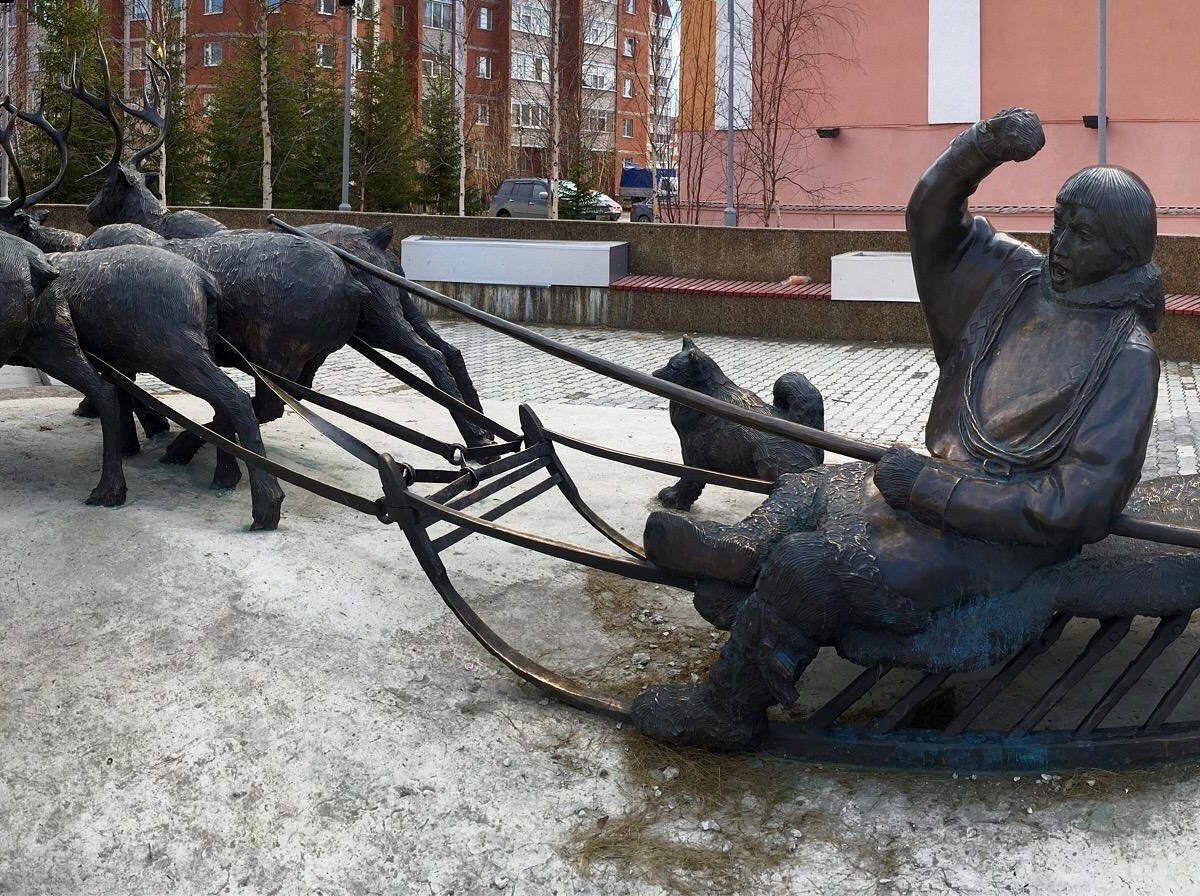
[618,163,678,202]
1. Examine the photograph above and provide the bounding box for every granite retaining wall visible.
[40,204,1200,358]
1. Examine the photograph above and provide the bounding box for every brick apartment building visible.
[7,0,675,197]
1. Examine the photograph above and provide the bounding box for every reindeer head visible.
[63,43,171,230]
[0,95,75,250]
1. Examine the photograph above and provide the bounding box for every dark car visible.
[632,195,677,222]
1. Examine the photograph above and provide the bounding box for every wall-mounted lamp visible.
[1081,115,1109,130]
[816,127,840,139]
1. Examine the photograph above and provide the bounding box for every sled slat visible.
[1075,614,1191,736]
[944,613,1072,737]
[430,475,561,552]
[1143,640,1200,731]
[1009,617,1134,738]
[446,458,552,512]
[870,672,952,735]
[427,445,544,504]
[803,664,890,730]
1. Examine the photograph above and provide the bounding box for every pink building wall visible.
[687,0,1200,234]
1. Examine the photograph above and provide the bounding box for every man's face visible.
[1048,201,1129,292]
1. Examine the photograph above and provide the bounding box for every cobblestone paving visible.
[136,320,1199,480]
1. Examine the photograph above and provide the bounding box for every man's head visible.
[1049,166,1156,293]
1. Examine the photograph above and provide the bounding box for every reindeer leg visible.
[22,328,127,507]
[159,358,283,530]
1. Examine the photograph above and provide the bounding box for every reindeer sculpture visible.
[0,122,284,529]
[75,46,495,450]
[0,98,86,252]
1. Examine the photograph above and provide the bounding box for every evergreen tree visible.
[351,32,419,212]
[416,65,463,215]
[557,141,600,220]
[25,2,120,204]
[272,48,342,210]
[203,38,275,207]
[203,15,343,210]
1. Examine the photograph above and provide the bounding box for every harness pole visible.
[338,0,355,212]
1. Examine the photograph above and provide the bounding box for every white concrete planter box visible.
[401,235,629,288]
[831,251,920,302]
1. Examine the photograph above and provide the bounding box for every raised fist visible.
[975,107,1045,163]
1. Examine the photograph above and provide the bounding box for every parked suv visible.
[488,178,620,220]
[489,178,555,218]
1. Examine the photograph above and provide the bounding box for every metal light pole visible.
[0,0,13,205]
[338,0,355,212]
[1097,0,1107,165]
[723,0,736,227]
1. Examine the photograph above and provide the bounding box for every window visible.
[622,77,633,98]
[267,0,281,10]
[478,7,492,29]
[622,118,634,138]
[396,6,404,26]
[476,103,490,124]
[476,55,492,79]
[584,20,616,47]
[624,0,635,12]
[423,0,452,29]
[316,44,336,67]
[422,54,448,80]
[131,0,151,21]
[317,0,336,14]
[623,36,636,56]
[202,41,223,66]
[511,101,549,128]
[357,0,374,16]
[203,0,222,13]
[4,5,16,26]
[512,52,548,83]
[585,110,610,132]
[512,2,549,35]
[582,62,615,92]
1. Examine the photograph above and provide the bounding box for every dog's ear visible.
[682,335,697,351]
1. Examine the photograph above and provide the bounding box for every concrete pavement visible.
[5,325,1200,895]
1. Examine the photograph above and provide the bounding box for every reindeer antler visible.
[0,98,28,218]
[116,51,170,168]
[5,96,74,209]
[60,39,123,175]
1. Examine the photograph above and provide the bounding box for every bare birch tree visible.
[627,0,679,220]
[730,0,857,226]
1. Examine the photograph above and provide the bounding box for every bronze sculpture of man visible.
[632,108,1166,750]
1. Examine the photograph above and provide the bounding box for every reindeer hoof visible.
[73,398,99,419]
[86,486,127,507]
[211,466,242,490]
[657,486,695,511]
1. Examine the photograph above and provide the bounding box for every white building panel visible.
[927,0,980,124]
[714,0,753,130]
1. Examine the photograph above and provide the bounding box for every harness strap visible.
[87,354,387,519]
[349,336,521,442]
